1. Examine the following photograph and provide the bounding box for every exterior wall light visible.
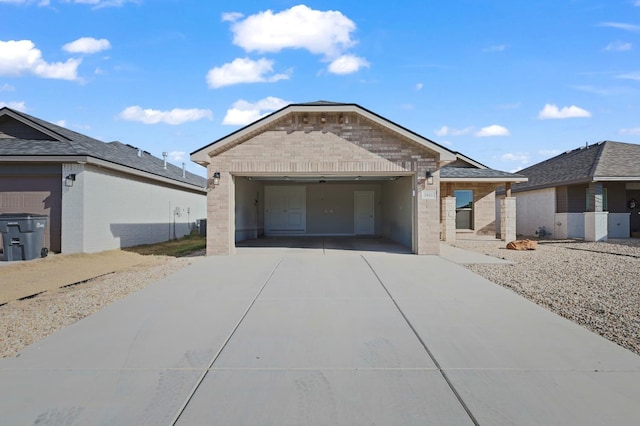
[65,173,76,187]
[212,172,221,186]
[425,171,434,185]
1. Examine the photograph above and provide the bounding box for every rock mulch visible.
[452,238,640,356]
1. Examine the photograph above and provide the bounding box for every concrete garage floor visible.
[1,244,639,425]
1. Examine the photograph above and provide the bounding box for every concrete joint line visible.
[170,257,285,425]
[361,255,480,426]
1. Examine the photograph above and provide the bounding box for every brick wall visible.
[205,112,442,254]
[439,182,497,238]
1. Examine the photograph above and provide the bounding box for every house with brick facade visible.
[190,101,526,255]
[0,107,207,255]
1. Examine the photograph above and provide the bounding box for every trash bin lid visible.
[0,213,48,219]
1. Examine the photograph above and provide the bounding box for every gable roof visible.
[438,152,527,183]
[191,101,457,165]
[513,140,640,192]
[0,107,206,191]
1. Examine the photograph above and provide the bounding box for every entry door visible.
[265,186,306,234]
[354,191,375,235]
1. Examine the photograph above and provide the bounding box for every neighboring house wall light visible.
[425,171,434,185]
[212,172,221,186]
[65,174,76,187]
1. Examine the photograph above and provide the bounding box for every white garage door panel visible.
[265,186,306,234]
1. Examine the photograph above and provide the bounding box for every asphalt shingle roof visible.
[0,107,206,189]
[513,141,640,192]
[440,167,525,180]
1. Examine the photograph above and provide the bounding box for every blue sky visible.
[2,0,640,177]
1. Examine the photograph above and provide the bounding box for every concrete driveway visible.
[1,249,639,425]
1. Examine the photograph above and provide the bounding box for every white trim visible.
[594,176,640,182]
[354,190,375,235]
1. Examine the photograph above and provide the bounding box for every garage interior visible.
[233,174,416,252]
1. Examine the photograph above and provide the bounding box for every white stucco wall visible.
[61,164,206,253]
[555,213,584,238]
[515,188,556,238]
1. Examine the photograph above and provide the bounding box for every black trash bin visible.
[0,214,48,261]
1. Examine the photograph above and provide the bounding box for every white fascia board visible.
[0,155,86,163]
[593,176,640,182]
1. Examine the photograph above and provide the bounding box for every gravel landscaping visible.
[451,238,640,356]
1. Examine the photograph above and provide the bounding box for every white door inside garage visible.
[354,190,375,235]
[265,186,306,234]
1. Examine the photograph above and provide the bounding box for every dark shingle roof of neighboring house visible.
[512,141,640,192]
[0,107,206,189]
[440,167,526,180]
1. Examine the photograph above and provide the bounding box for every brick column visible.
[206,170,235,255]
[442,196,456,242]
[416,174,440,255]
[501,197,516,242]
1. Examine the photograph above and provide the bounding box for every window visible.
[585,188,608,211]
[454,189,474,229]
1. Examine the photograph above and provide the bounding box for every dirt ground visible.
[0,250,162,305]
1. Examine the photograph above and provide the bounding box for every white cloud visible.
[222,97,289,126]
[221,12,243,22]
[434,125,473,137]
[415,83,423,91]
[501,152,529,163]
[616,71,640,80]
[229,5,357,58]
[206,57,289,88]
[620,127,640,136]
[598,22,640,32]
[0,100,27,111]
[118,106,213,125]
[0,40,81,80]
[538,104,591,119]
[475,125,510,137]
[63,37,111,54]
[169,151,186,162]
[327,54,369,74]
[0,83,15,92]
[604,41,632,51]
[55,119,66,126]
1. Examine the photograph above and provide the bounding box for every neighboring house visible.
[508,140,640,241]
[0,107,207,254]
[190,101,526,255]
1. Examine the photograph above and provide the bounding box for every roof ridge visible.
[587,141,607,178]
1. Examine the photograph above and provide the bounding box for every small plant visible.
[124,234,206,257]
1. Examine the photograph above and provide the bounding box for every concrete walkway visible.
[1,251,639,425]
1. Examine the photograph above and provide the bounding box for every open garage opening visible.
[233,175,415,253]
